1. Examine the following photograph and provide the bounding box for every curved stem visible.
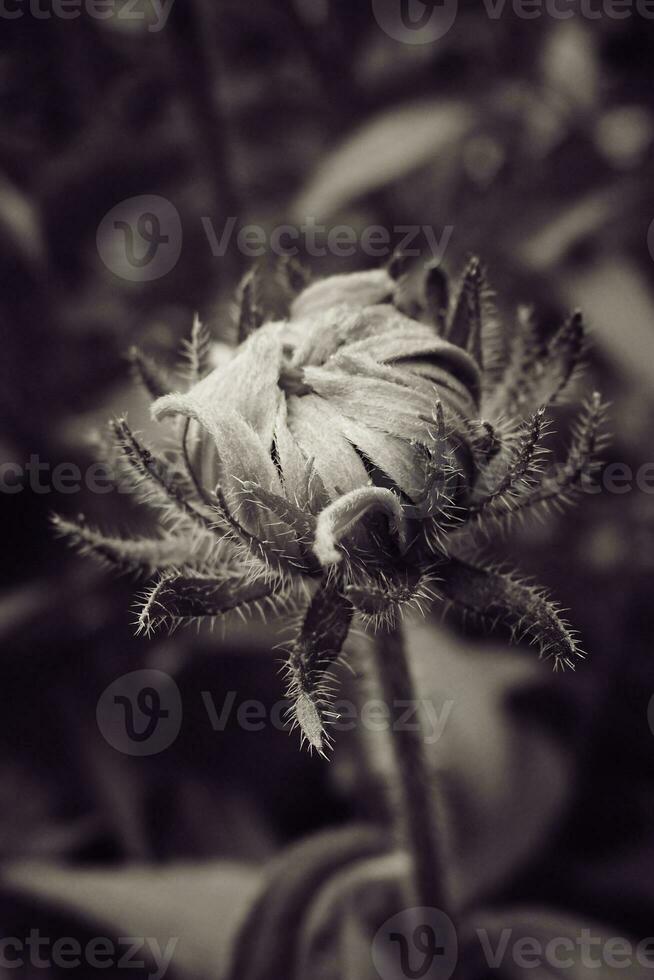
[374,622,452,915]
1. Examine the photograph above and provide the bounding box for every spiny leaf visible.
[128,347,171,400]
[180,314,212,387]
[406,403,461,538]
[284,579,354,754]
[215,485,309,581]
[438,556,584,670]
[137,573,274,634]
[490,305,545,418]
[447,256,485,366]
[471,407,549,519]
[387,246,412,282]
[52,515,186,576]
[111,417,220,537]
[238,482,321,572]
[277,253,311,299]
[345,563,437,630]
[492,309,585,418]
[546,310,586,406]
[237,268,265,343]
[423,262,449,334]
[504,392,607,520]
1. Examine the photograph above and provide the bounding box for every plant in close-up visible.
[56,253,605,915]
[56,255,605,739]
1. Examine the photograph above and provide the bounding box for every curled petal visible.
[313,487,408,567]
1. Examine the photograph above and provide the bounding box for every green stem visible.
[375,622,452,915]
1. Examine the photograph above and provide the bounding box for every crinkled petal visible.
[300,367,436,444]
[286,394,369,499]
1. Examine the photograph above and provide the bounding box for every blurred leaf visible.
[520,186,627,272]
[1,861,261,980]
[541,21,600,116]
[292,100,475,221]
[561,257,654,393]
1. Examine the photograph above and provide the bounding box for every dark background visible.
[1,2,653,978]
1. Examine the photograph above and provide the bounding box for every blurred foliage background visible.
[1,2,654,978]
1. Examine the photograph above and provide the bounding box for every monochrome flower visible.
[56,255,606,754]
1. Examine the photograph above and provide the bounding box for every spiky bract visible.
[57,256,606,752]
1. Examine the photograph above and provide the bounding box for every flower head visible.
[56,255,606,754]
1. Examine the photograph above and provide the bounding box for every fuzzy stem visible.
[375,622,452,915]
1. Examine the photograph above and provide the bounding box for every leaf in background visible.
[291,100,475,221]
[358,620,575,908]
[1,861,261,980]
[519,185,628,273]
[561,257,654,394]
[541,21,600,117]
